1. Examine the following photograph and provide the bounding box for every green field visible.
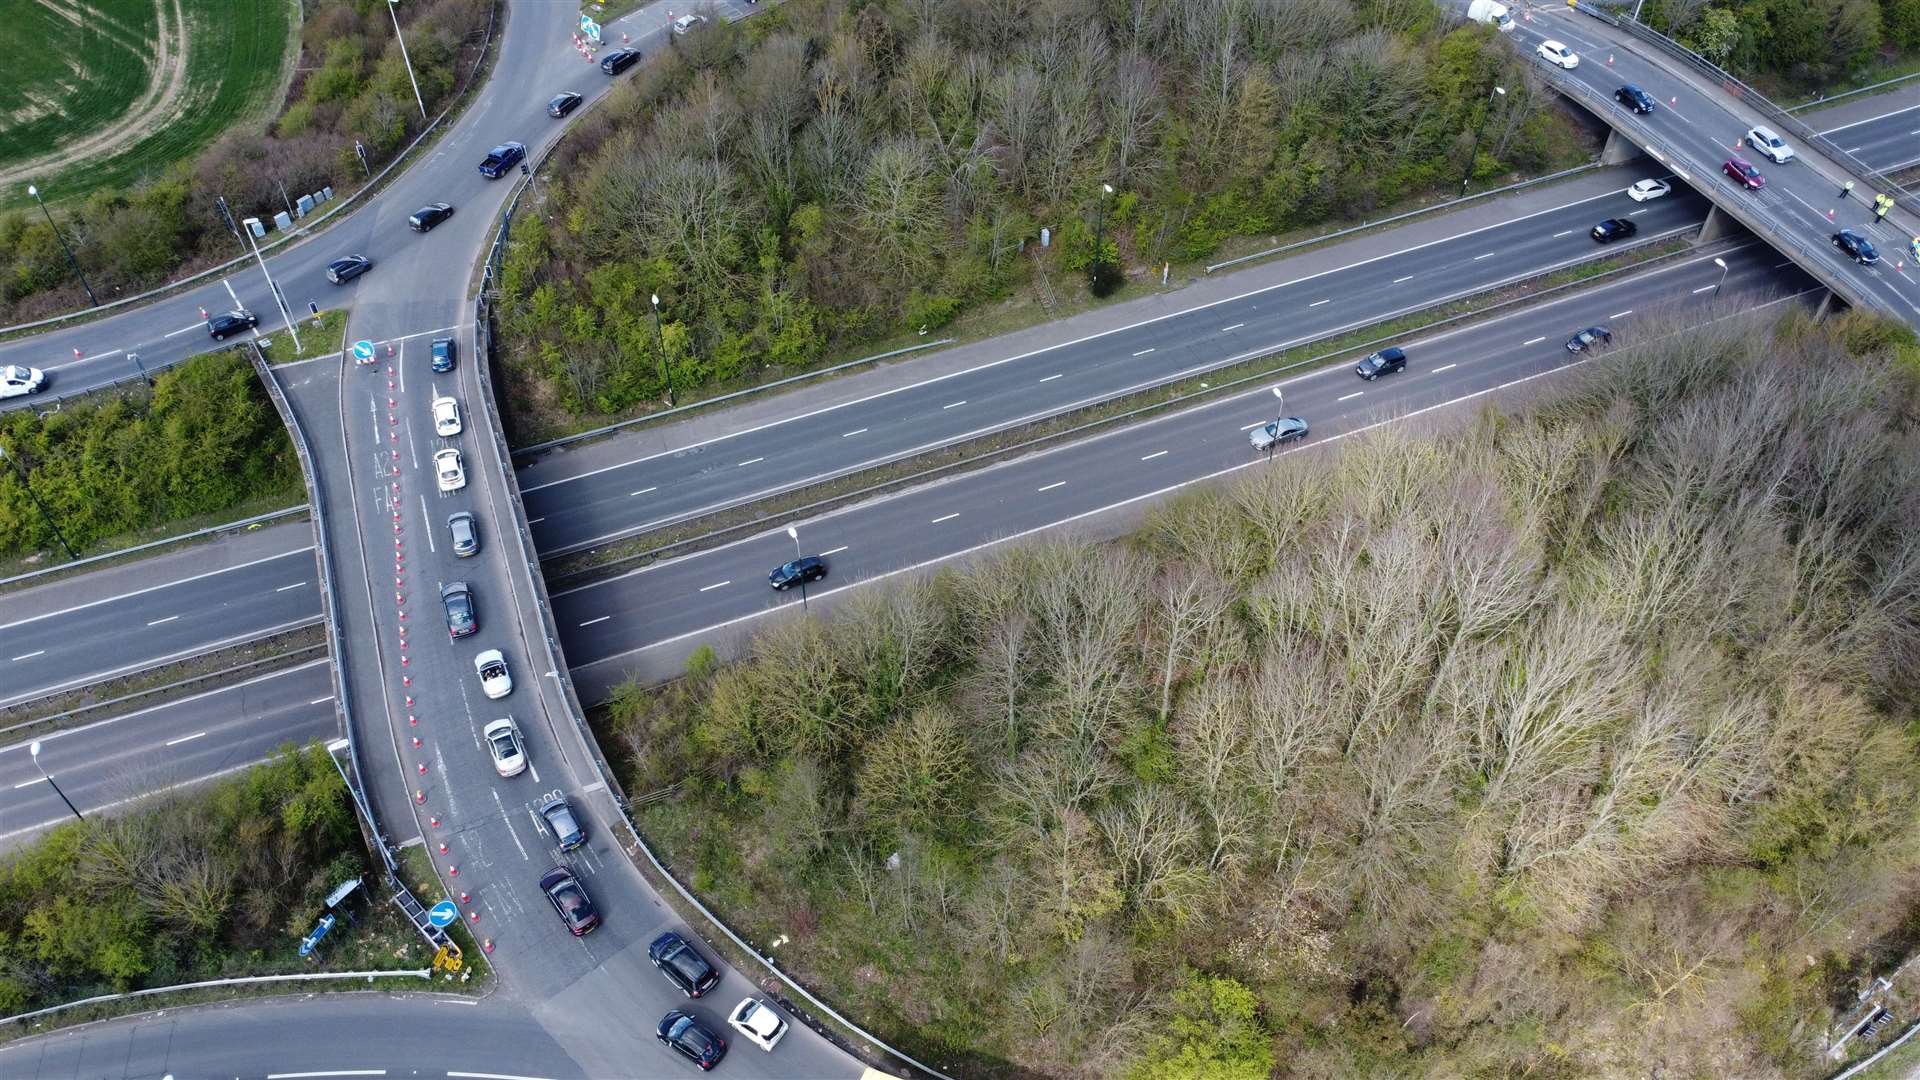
[0,0,296,208]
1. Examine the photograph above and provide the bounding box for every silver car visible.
[1248,416,1309,452]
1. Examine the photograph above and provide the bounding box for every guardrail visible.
[1206,162,1603,274]
[248,343,392,877]
[0,968,432,1028]
[0,504,305,588]
[473,97,949,1080]
[0,0,503,341]
[1573,1,1916,201]
[1535,29,1900,320]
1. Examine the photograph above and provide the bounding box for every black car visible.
[539,865,600,936]
[538,794,588,851]
[478,142,526,179]
[769,556,827,591]
[649,931,720,998]
[1566,326,1613,353]
[441,581,477,639]
[1354,346,1406,381]
[1833,228,1880,264]
[326,255,372,284]
[448,511,479,557]
[547,91,583,118]
[431,337,457,372]
[656,1011,726,1071]
[1590,218,1638,243]
[207,309,257,340]
[409,202,454,231]
[600,48,641,76]
[1614,84,1656,114]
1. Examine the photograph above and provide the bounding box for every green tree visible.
[1129,973,1276,1080]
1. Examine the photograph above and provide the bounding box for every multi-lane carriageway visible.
[1,232,1819,840]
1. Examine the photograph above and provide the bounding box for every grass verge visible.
[394,844,494,988]
[542,234,1696,587]
[0,626,325,741]
[258,310,349,364]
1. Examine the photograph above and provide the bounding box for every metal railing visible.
[0,968,432,1028]
[0,504,305,588]
[0,0,503,340]
[248,343,392,876]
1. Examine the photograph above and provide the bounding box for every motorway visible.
[0,240,1817,839]
[1515,4,1920,318]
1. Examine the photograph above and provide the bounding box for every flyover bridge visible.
[1514,1,1920,323]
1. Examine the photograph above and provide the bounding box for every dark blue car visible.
[478,142,526,179]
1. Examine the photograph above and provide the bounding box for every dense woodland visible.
[1641,0,1920,87]
[495,0,1568,429]
[0,746,368,1014]
[0,351,301,560]
[0,0,491,322]
[611,310,1920,1077]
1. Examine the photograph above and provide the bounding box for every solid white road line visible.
[1133,347,1155,356]
[943,400,967,409]
[1039,373,1063,382]
[527,516,545,524]
[163,321,204,338]
[841,429,867,437]
[146,615,179,626]
[1552,230,1575,238]
[267,1072,387,1079]
[697,581,730,592]
[631,486,657,496]
[1610,309,1633,318]
[819,545,849,556]
[1392,275,1415,283]
[14,778,45,789]
[447,1072,558,1080]
[419,495,435,554]
[1523,336,1546,345]
[1309,299,1330,307]
[165,731,207,747]
[578,615,610,627]
[930,512,959,524]
[1221,323,1245,331]
[1473,252,1495,260]
[1692,284,1717,293]
[1431,364,1456,373]
[737,457,764,467]
[309,696,334,705]
[276,581,308,592]
[1337,391,1363,401]
[0,547,313,631]
[11,651,44,661]
[1140,450,1168,461]
[1037,481,1066,492]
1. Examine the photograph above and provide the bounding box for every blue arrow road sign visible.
[427,900,458,928]
[352,339,376,363]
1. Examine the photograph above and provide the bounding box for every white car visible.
[434,448,466,492]
[432,395,462,437]
[482,717,527,777]
[727,997,788,1052]
[0,365,46,399]
[672,12,707,33]
[1745,125,1794,164]
[1627,178,1671,202]
[475,648,513,699]
[1537,40,1579,69]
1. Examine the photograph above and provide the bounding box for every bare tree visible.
[1096,784,1206,922]
[1148,564,1235,724]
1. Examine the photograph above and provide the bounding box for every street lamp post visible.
[1711,257,1729,298]
[239,218,303,355]
[130,351,151,387]
[29,741,83,822]
[385,0,429,120]
[26,184,98,307]
[650,293,676,406]
[1090,182,1115,289]
[0,443,77,560]
[786,525,808,612]
[1267,386,1284,463]
[355,141,371,178]
[1460,85,1506,197]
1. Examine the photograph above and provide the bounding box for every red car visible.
[1722,156,1765,190]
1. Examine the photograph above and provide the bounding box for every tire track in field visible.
[0,0,192,188]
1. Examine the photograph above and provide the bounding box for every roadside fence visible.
[0,969,431,1029]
